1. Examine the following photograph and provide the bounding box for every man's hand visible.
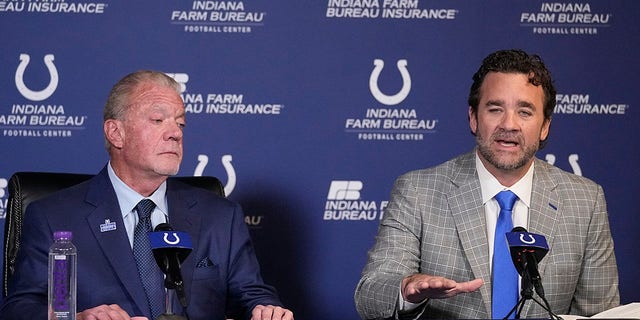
[76,304,148,320]
[401,274,484,303]
[251,304,294,320]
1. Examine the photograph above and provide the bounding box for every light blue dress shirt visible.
[107,162,169,248]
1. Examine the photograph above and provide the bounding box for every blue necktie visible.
[133,199,165,319]
[492,191,519,319]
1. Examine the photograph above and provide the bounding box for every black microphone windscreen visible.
[154,222,173,232]
[511,226,527,232]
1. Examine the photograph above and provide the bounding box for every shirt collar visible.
[475,152,534,207]
[107,161,169,219]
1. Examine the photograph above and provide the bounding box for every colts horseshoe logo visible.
[163,232,181,245]
[221,155,236,196]
[15,54,59,101]
[545,153,582,176]
[369,59,411,106]
[519,233,536,244]
[194,154,236,196]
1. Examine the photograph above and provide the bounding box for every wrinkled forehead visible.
[125,84,183,112]
[129,81,181,101]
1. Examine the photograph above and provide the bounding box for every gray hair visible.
[103,70,181,149]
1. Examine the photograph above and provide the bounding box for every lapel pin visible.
[99,219,117,232]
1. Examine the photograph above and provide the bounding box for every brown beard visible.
[475,129,538,171]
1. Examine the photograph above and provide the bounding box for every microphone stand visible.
[503,272,562,320]
[157,288,187,320]
[151,226,192,320]
[156,277,189,320]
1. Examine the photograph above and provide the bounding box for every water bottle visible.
[48,231,77,320]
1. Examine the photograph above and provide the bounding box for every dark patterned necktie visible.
[492,190,519,319]
[133,199,165,319]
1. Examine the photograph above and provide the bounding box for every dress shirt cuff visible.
[397,282,428,315]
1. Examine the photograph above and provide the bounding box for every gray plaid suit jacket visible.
[355,150,619,319]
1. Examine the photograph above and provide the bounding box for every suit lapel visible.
[522,159,560,316]
[84,169,152,316]
[527,160,560,274]
[166,179,202,310]
[448,152,493,316]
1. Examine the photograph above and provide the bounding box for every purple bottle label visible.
[52,257,69,311]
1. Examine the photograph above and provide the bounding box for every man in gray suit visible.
[354,49,619,319]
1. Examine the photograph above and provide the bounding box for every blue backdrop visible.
[1,1,638,319]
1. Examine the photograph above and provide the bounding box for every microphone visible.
[150,223,193,308]
[504,227,561,320]
[506,226,549,298]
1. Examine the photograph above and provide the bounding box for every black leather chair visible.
[2,171,224,298]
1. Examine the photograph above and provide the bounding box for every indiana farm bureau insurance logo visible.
[166,72,285,116]
[520,2,613,35]
[344,58,438,141]
[1,53,88,138]
[0,0,108,14]
[326,0,459,20]
[324,180,388,221]
[169,1,267,34]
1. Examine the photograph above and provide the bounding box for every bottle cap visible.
[53,231,73,241]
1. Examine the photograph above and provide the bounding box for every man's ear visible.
[104,119,124,148]
[540,118,551,141]
[468,106,477,135]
